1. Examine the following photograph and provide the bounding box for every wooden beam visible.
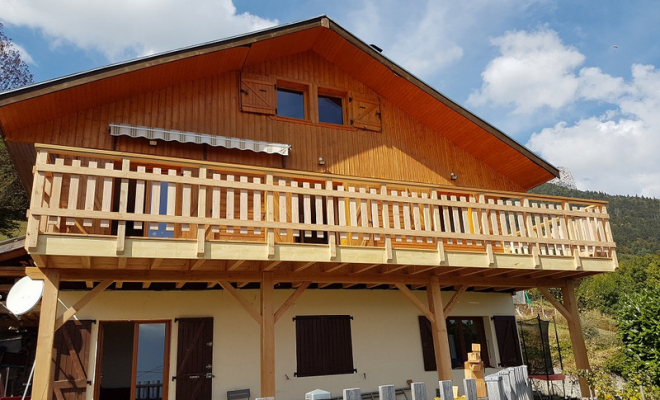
[538,287,573,323]
[150,258,163,269]
[274,282,310,323]
[324,263,349,273]
[442,285,467,316]
[228,260,246,271]
[191,259,206,270]
[32,269,60,400]
[263,261,282,271]
[261,272,276,397]
[54,280,113,330]
[175,282,185,289]
[218,281,261,324]
[562,280,591,398]
[352,264,380,274]
[81,256,92,269]
[293,261,316,272]
[118,257,127,269]
[427,276,453,381]
[115,281,123,289]
[381,264,408,274]
[395,283,435,324]
[142,282,151,289]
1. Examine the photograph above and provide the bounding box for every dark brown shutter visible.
[418,316,437,371]
[175,317,213,400]
[52,320,93,400]
[240,73,276,115]
[492,316,523,367]
[295,315,354,377]
[350,96,381,131]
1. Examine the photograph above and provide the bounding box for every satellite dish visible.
[6,276,44,316]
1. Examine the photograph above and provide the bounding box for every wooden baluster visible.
[326,180,336,259]
[337,185,347,243]
[211,173,221,233]
[149,168,161,232]
[470,196,480,245]
[412,192,422,243]
[559,203,572,257]
[532,203,546,255]
[66,159,81,227]
[432,192,446,264]
[47,158,64,228]
[165,169,176,232]
[134,166,146,229]
[541,204,554,255]
[239,176,248,235]
[315,183,324,239]
[26,150,48,250]
[253,177,262,235]
[116,159,130,254]
[278,180,288,238]
[601,206,617,263]
[291,181,299,238]
[514,200,527,254]
[381,185,392,261]
[523,198,540,265]
[100,162,114,229]
[349,186,359,240]
[359,187,369,243]
[442,194,452,244]
[181,170,192,232]
[488,199,501,248]
[497,199,511,253]
[83,161,97,228]
[266,174,274,258]
[585,207,598,256]
[225,174,235,234]
[402,191,412,242]
[392,190,402,242]
[450,195,462,245]
[479,195,494,265]
[370,188,380,241]
[303,182,312,238]
[460,196,471,245]
[197,167,207,256]
[422,193,432,244]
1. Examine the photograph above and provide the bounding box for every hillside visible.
[530,183,660,256]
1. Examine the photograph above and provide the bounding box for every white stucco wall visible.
[57,288,516,400]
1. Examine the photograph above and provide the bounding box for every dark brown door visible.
[52,320,93,400]
[175,318,213,400]
[492,315,523,367]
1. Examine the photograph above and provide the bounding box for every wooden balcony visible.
[25,144,618,289]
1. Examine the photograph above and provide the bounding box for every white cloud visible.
[467,28,585,113]
[1,0,277,61]
[8,42,35,65]
[528,64,660,197]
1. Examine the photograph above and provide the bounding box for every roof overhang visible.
[0,16,558,190]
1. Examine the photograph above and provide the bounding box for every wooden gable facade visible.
[0,17,615,399]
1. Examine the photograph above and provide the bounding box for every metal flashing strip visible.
[110,123,291,156]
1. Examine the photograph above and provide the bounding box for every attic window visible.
[318,95,343,125]
[277,87,306,120]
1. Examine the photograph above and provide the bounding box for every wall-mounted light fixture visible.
[450,172,458,180]
[318,157,326,165]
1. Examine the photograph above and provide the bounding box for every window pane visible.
[99,322,134,400]
[446,319,463,368]
[318,95,343,124]
[277,88,305,119]
[136,323,166,400]
[461,319,482,354]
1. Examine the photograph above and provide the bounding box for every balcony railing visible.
[26,144,616,270]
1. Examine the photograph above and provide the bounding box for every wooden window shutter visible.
[240,73,276,115]
[52,320,93,400]
[492,316,523,367]
[350,95,382,131]
[295,315,355,377]
[175,317,214,400]
[418,316,437,371]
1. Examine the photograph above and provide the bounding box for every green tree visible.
[0,23,32,237]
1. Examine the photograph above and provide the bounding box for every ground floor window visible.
[294,315,355,377]
[418,316,490,371]
[96,321,170,400]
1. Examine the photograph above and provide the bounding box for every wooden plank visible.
[349,186,359,240]
[392,190,402,242]
[133,165,146,229]
[370,188,380,241]
[562,280,591,397]
[427,276,453,380]
[149,167,162,231]
[291,181,299,237]
[326,180,336,259]
[116,159,130,254]
[442,285,467,316]
[359,187,369,241]
[266,174,274,258]
[218,281,261,324]
[422,193,433,243]
[538,287,573,323]
[253,177,262,235]
[100,162,114,228]
[337,185,347,242]
[460,196,471,245]
[314,183,324,239]
[412,192,423,243]
[303,182,312,238]
[197,167,207,256]
[26,150,48,249]
[47,158,65,226]
[226,174,235,233]
[181,170,192,232]
[240,175,249,234]
[211,173,221,233]
[381,185,392,261]
[274,281,310,323]
[166,169,176,231]
[83,160,98,228]
[65,159,81,226]
[450,195,461,244]
[54,279,113,330]
[402,191,412,242]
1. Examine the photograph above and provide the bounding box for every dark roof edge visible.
[325,20,559,179]
[0,15,557,179]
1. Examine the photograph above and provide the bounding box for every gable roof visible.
[0,16,557,190]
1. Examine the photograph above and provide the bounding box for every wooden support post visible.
[427,276,453,381]
[562,280,591,398]
[54,279,113,330]
[32,269,60,400]
[261,272,276,397]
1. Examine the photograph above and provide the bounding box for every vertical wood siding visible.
[7,51,523,192]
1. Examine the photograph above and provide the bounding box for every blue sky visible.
[2,0,660,197]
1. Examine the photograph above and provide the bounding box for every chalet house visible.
[0,17,617,400]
